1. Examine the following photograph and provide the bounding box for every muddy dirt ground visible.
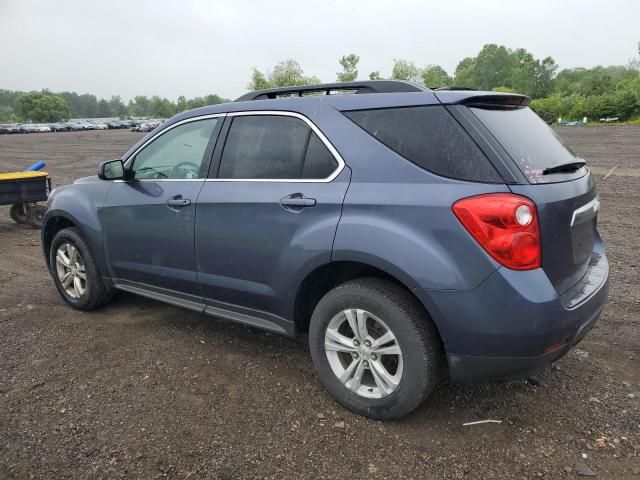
[0,126,638,479]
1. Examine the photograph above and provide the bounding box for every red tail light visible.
[452,193,541,270]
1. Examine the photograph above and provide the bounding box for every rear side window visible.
[302,133,337,179]
[470,107,584,184]
[218,115,338,180]
[344,105,502,183]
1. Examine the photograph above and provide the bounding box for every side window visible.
[218,115,338,180]
[344,106,502,183]
[131,118,219,180]
[302,133,338,179]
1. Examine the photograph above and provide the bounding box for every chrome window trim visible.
[570,196,600,227]
[208,110,345,183]
[117,110,345,183]
[122,113,227,171]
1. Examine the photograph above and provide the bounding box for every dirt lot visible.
[0,127,638,479]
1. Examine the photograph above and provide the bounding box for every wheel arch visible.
[41,210,105,276]
[293,260,446,358]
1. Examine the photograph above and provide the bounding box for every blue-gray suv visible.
[42,81,609,419]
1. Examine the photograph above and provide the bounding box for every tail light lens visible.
[452,193,541,270]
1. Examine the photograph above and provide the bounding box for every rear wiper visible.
[542,160,586,175]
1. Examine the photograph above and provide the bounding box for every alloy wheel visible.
[55,242,87,299]
[324,309,403,399]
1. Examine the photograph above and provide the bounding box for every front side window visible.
[131,118,219,180]
[218,115,338,180]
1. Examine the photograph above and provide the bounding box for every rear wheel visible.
[309,278,441,419]
[49,227,114,310]
[26,204,46,228]
[9,204,27,224]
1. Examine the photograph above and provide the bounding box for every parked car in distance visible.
[48,123,69,132]
[17,124,38,133]
[41,81,609,419]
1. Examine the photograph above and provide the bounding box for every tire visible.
[309,278,442,420]
[9,204,27,224]
[49,227,114,310]
[26,204,46,228]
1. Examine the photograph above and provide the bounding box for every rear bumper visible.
[446,286,605,381]
[413,249,609,382]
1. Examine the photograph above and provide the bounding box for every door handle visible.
[280,193,316,210]
[166,195,191,209]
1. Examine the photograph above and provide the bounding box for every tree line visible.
[250,43,640,121]
[0,90,229,123]
[3,42,638,123]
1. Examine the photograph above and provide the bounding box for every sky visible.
[1,0,638,101]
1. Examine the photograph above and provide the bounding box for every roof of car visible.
[161,81,530,131]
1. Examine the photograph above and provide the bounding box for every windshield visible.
[470,106,586,184]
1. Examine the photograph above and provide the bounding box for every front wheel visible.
[309,278,442,420]
[49,227,114,310]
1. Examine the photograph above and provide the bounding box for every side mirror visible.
[98,159,125,180]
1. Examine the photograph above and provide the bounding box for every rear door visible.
[195,112,350,325]
[468,106,599,295]
[102,116,222,299]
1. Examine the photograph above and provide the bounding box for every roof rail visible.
[235,80,428,101]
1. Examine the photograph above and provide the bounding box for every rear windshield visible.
[470,107,585,184]
[344,105,502,183]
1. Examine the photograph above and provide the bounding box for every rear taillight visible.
[452,193,541,270]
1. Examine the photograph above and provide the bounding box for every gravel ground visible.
[0,126,638,479]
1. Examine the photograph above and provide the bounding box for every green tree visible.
[78,93,98,118]
[97,99,111,118]
[127,96,151,117]
[337,54,360,82]
[108,95,127,117]
[533,57,558,98]
[150,96,175,118]
[369,71,382,80]
[453,57,476,87]
[421,65,451,88]
[15,92,70,122]
[270,60,319,87]
[472,44,512,90]
[508,48,538,96]
[391,59,420,82]
[492,86,517,93]
[248,68,271,90]
[248,60,320,90]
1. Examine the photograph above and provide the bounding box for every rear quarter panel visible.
[322,109,508,291]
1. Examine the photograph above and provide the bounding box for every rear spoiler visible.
[434,91,530,107]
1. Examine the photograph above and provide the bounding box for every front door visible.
[195,112,350,324]
[102,116,222,299]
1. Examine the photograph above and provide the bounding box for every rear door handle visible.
[166,195,191,209]
[280,193,316,210]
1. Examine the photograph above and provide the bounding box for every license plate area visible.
[570,198,599,264]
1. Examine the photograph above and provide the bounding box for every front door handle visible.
[166,195,191,209]
[280,193,316,211]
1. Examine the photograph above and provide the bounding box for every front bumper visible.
[413,249,609,382]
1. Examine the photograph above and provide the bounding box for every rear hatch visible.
[461,99,598,295]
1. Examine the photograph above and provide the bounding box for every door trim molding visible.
[112,279,293,336]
